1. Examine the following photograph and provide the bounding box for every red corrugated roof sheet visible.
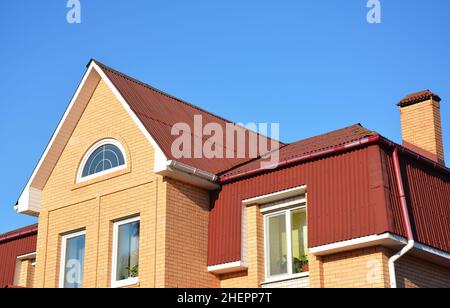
[94,61,282,175]
[221,124,376,178]
[0,224,37,288]
[209,139,450,266]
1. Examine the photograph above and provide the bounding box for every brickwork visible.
[30,78,448,289]
[18,259,35,288]
[386,249,450,288]
[320,247,389,288]
[164,179,219,288]
[35,79,164,288]
[400,98,445,164]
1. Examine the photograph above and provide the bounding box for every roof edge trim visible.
[310,232,450,266]
[15,60,173,215]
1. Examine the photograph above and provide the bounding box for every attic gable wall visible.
[41,79,156,209]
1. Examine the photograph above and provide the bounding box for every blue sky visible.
[0,1,449,233]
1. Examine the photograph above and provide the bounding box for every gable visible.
[97,62,283,175]
[15,60,281,216]
[15,62,168,216]
[41,79,156,210]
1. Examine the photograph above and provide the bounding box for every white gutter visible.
[388,239,414,288]
[166,160,218,182]
[389,147,415,288]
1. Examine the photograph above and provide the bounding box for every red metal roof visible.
[208,125,449,266]
[0,224,37,288]
[382,149,450,252]
[209,145,392,265]
[94,61,282,175]
[221,124,377,178]
[397,90,441,107]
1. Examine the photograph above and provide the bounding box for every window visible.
[78,139,126,182]
[264,206,307,280]
[112,217,140,288]
[59,230,86,288]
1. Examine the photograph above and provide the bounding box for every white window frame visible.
[77,139,127,183]
[264,202,307,283]
[59,230,86,288]
[111,216,140,288]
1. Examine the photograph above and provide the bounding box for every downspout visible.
[389,147,414,288]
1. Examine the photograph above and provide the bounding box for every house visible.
[8,60,450,288]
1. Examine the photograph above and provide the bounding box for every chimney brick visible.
[398,90,445,165]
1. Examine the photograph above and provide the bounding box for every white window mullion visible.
[111,216,140,288]
[285,210,293,276]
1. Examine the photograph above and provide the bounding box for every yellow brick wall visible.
[31,77,448,289]
[35,79,164,288]
[400,99,445,163]
[320,247,389,288]
[18,259,35,288]
[164,179,219,288]
[386,249,450,288]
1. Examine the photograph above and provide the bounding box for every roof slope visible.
[221,124,377,178]
[95,61,282,175]
[0,224,38,243]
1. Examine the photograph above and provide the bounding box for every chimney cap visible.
[398,90,441,107]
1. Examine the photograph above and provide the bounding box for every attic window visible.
[78,139,126,182]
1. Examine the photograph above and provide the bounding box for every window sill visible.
[111,277,139,288]
[261,272,309,285]
[72,166,131,190]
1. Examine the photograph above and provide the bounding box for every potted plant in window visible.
[293,257,302,273]
[293,255,309,273]
[126,264,139,278]
[300,255,309,273]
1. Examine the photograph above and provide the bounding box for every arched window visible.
[78,139,126,182]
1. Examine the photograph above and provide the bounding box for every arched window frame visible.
[77,139,127,183]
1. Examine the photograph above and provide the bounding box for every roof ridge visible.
[218,142,291,176]
[287,123,375,146]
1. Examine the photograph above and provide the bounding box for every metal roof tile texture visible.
[96,61,282,175]
[221,124,376,178]
[208,143,450,266]
[208,146,392,266]
[383,148,450,253]
[0,224,37,288]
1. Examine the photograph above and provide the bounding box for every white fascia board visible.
[16,61,220,216]
[15,187,41,217]
[309,233,405,256]
[207,261,248,275]
[15,64,98,216]
[310,233,450,267]
[242,185,306,206]
[15,62,170,216]
[16,252,37,261]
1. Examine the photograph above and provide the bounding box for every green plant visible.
[126,264,139,278]
[293,255,309,273]
[293,257,302,273]
[300,254,309,265]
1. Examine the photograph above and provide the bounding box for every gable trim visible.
[15,61,169,216]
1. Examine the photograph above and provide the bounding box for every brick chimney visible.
[398,90,445,165]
